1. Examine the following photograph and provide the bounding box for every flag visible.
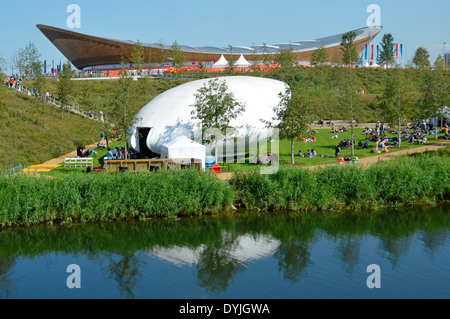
[44,60,47,74]
[365,44,368,60]
[396,43,399,59]
[377,45,379,61]
[400,44,403,58]
[371,45,374,61]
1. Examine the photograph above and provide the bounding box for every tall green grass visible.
[230,152,450,212]
[0,152,448,227]
[0,169,234,227]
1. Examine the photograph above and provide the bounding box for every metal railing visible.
[1,163,23,178]
[5,84,109,123]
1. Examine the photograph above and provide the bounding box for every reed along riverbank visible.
[0,151,449,227]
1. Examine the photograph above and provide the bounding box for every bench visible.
[64,157,94,168]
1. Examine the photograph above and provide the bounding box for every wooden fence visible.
[104,158,202,173]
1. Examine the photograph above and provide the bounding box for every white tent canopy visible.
[235,54,251,67]
[160,135,206,169]
[212,55,228,68]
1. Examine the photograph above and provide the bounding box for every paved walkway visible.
[307,140,450,170]
[23,142,101,173]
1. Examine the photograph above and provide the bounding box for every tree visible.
[274,48,294,68]
[190,78,246,164]
[57,60,74,119]
[12,42,41,77]
[417,71,447,138]
[412,47,431,70]
[158,39,167,73]
[170,41,186,69]
[131,40,145,75]
[270,86,312,164]
[434,55,445,71]
[340,31,359,66]
[109,58,141,159]
[338,67,362,156]
[0,56,6,79]
[310,45,329,84]
[378,33,396,67]
[30,60,47,128]
[262,43,274,68]
[379,70,413,147]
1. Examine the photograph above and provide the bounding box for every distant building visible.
[37,24,382,71]
[445,53,450,69]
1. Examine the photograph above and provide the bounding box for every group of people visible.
[7,76,23,91]
[298,149,318,158]
[330,126,347,134]
[106,147,129,160]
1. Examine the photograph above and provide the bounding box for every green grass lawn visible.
[44,128,447,176]
[227,128,448,170]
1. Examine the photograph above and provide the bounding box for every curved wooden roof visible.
[37,24,381,70]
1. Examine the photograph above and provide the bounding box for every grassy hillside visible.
[24,67,447,124]
[0,86,102,168]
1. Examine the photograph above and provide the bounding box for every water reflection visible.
[0,205,449,298]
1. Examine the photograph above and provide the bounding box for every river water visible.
[0,205,449,299]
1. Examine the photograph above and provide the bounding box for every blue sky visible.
[0,0,449,71]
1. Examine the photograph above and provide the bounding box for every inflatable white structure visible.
[128,76,287,159]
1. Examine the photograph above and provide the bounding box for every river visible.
[0,204,449,299]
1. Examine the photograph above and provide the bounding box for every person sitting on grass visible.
[358,140,363,149]
[77,146,91,158]
[306,150,313,158]
[106,147,114,160]
[364,138,370,148]
[298,150,305,157]
[311,149,317,157]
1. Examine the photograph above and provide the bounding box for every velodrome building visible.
[37,24,382,71]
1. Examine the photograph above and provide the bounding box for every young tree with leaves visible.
[417,71,448,138]
[275,48,294,68]
[379,70,412,147]
[338,67,362,156]
[57,60,74,119]
[434,55,445,71]
[30,60,47,128]
[190,78,246,164]
[109,58,141,159]
[12,42,41,78]
[170,41,186,69]
[378,33,396,67]
[271,86,312,164]
[412,47,431,70]
[310,45,328,84]
[340,31,359,66]
[131,40,145,75]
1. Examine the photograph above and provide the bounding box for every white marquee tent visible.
[160,135,206,169]
[212,55,228,68]
[234,54,251,67]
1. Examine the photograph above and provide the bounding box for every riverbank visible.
[1,149,448,227]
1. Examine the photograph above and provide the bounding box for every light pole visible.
[444,42,447,71]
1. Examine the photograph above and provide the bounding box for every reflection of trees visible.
[378,236,413,268]
[334,235,361,277]
[106,252,143,299]
[0,257,16,298]
[420,229,449,260]
[274,238,311,283]
[196,232,244,294]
